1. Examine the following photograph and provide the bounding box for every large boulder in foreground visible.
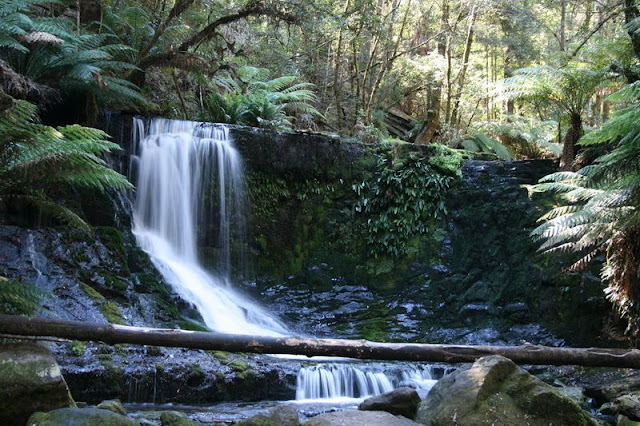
[304,410,421,425]
[27,407,138,425]
[417,355,599,426]
[0,342,75,426]
[358,387,421,419]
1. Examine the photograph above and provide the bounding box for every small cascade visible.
[131,117,287,336]
[295,363,444,402]
[25,232,46,286]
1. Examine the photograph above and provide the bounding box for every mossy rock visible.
[96,399,127,416]
[28,407,137,425]
[79,282,125,324]
[417,355,599,426]
[236,405,300,426]
[231,360,249,372]
[0,342,75,426]
[159,411,198,426]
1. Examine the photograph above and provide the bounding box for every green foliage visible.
[0,98,133,230]
[202,66,322,130]
[477,117,562,159]
[0,278,45,315]
[499,66,609,116]
[499,65,611,166]
[0,0,147,115]
[461,130,515,160]
[68,340,87,356]
[354,146,463,259]
[531,81,640,338]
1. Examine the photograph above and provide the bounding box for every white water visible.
[130,117,443,402]
[131,117,287,336]
[294,363,440,402]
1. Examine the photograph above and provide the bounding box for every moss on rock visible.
[28,407,137,426]
[0,342,75,426]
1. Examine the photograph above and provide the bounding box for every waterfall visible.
[131,117,287,336]
[295,363,442,402]
[129,117,445,402]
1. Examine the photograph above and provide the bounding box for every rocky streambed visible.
[7,338,640,426]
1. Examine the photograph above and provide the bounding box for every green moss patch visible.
[79,282,124,325]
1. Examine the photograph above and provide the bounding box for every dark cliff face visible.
[249,158,611,347]
[423,160,609,346]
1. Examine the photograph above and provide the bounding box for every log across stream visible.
[0,315,639,368]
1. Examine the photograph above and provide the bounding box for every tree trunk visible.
[560,112,583,170]
[333,0,351,130]
[450,3,477,129]
[78,0,102,24]
[415,0,448,144]
[559,0,567,51]
[1,315,640,368]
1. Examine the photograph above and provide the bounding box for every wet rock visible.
[0,342,75,426]
[603,393,640,421]
[502,302,529,322]
[587,370,640,404]
[417,355,599,426]
[458,303,492,316]
[27,407,138,425]
[60,346,298,405]
[271,405,300,426]
[236,405,299,426]
[556,386,589,410]
[358,387,421,419]
[159,411,197,426]
[619,414,640,426]
[97,399,127,416]
[304,410,420,425]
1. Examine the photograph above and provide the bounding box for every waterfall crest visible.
[131,117,287,336]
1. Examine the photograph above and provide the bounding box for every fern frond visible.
[0,280,46,315]
[538,205,581,221]
[10,193,91,231]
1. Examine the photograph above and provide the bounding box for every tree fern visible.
[0,0,148,113]
[203,65,322,130]
[498,65,611,168]
[0,97,134,231]
[532,81,640,339]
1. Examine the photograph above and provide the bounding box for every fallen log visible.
[0,314,638,368]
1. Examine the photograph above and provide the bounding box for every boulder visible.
[602,393,640,421]
[556,386,589,409]
[96,399,127,416]
[304,410,421,425]
[618,414,640,426]
[358,387,421,419]
[271,405,300,426]
[159,411,198,426]
[236,405,299,426]
[27,407,138,425]
[416,355,599,426]
[0,342,75,426]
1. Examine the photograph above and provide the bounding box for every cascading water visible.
[294,363,443,402]
[131,117,287,336]
[129,116,445,403]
